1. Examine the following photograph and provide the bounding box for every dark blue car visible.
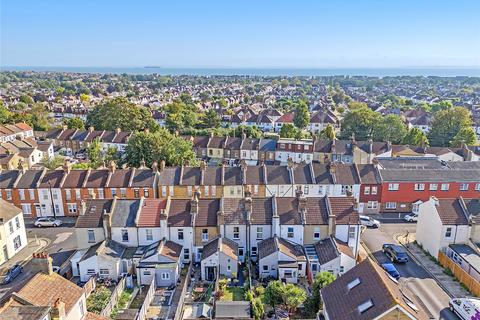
[1,264,23,285]
[382,263,400,279]
[382,244,409,263]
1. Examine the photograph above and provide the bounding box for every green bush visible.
[87,286,111,314]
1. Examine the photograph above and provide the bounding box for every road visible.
[362,222,458,320]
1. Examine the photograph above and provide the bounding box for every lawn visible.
[222,287,245,301]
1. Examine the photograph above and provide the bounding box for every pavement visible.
[361,222,459,320]
[397,235,469,299]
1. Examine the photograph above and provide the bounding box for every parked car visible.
[34,217,63,227]
[359,215,380,228]
[449,298,480,320]
[0,264,23,285]
[381,263,400,279]
[404,213,418,222]
[382,244,409,263]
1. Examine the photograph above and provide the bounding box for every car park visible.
[382,244,409,263]
[382,263,400,279]
[404,213,418,222]
[34,217,63,227]
[0,264,23,285]
[359,215,381,228]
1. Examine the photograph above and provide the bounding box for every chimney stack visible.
[108,160,116,173]
[200,160,207,171]
[62,124,68,131]
[103,211,112,240]
[160,160,166,172]
[17,159,27,174]
[328,214,336,236]
[51,299,66,320]
[115,127,121,134]
[88,126,94,133]
[62,159,71,174]
[152,161,158,173]
[287,157,294,169]
[31,252,54,275]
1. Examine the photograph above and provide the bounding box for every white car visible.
[34,217,63,228]
[359,215,380,228]
[404,213,418,222]
[449,298,480,320]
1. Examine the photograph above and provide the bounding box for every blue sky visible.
[1,0,479,68]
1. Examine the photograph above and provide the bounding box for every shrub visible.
[86,286,111,314]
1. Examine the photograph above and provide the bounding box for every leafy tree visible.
[164,100,198,132]
[251,297,265,320]
[125,129,197,167]
[80,93,90,104]
[340,102,379,140]
[430,100,453,113]
[264,280,284,308]
[281,284,307,315]
[0,106,12,124]
[42,155,64,170]
[19,94,34,105]
[201,109,220,129]
[402,128,429,146]
[87,138,102,168]
[64,117,85,130]
[318,124,336,140]
[104,146,120,164]
[87,97,158,132]
[280,124,299,139]
[451,127,477,147]
[428,107,473,147]
[30,103,51,131]
[305,272,336,317]
[293,100,310,129]
[373,114,407,144]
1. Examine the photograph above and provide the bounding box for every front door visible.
[206,266,216,281]
[3,245,8,261]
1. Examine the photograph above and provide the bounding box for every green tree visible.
[430,100,453,113]
[30,103,51,131]
[201,109,221,129]
[451,127,477,147]
[64,117,85,130]
[125,129,197,167]
[305,272,336,317]
[264,280,284,308]
[340,102,379,140]
[104,147,120,164]
[19,94,34,105]
[87,97,159,131]
[164,100,198,132]
[80,93,90,104]
[281,284,307,315]
[87,138,102,168]
[0,105,12,124]
[373,114,407,144]
[402,128,429,146]
[428,107,473,147]
[251,297,265,320]
[318,124,336,140]
[293,100,310,129]
[42,155,64,170]
[279,123,299,139]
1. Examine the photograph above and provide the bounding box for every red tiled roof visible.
[137,199,167,227]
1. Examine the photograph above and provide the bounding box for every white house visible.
[0,199,28,264]
[258,236,307,283]
[416,197,472,258]
[200,236,239,281]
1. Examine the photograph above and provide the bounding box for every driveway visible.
[362,223,459,320]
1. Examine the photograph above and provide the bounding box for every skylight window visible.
[358,299,374,314]
[347,278,361,290]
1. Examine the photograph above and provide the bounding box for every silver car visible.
[359,215,380,228]
[34,217,63,227]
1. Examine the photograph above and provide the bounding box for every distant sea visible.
[2,66,480,77]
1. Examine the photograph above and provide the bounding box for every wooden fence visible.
[100,277,126,317]
[138,277,156,320]
[438,251,480,297]
[173,263,193,320]
[83,276,97,297]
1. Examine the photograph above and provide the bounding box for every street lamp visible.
[48,181,57,219]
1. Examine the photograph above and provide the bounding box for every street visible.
[362,222,458,320]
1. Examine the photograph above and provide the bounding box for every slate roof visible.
[356,164,380,184]
[314,237,340,265]
[39,170,65,188]
[202,236,238,260]
[203,167,222,185]
[275,197,302,225]
[435,199,469,225]
[223,167,242,185]
[250,198,273,225]
[258,237,306,260]
[334,164,360,185]
[15,170,43,189]
[222,198,248,224]
[131,169,156,187]
[304,197,329,225]
[181,167,202,186]
[158,167,181,185]
[195,199,219,227]
[379,169,480,182]
[312,163,334,184]
[266,166,290,184]
[321,259,428,320]
[111,199,141,227]
[244,166,265,185]
[62,170,88,188]
[167,199,192,227]
[85,170,110,188]
[75,199,113,228]
[107,169,132,188]
[80,240,126,262]
[292,164,313,184]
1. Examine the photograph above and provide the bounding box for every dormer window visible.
[358,299,374,314]
[347,278,361,290]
